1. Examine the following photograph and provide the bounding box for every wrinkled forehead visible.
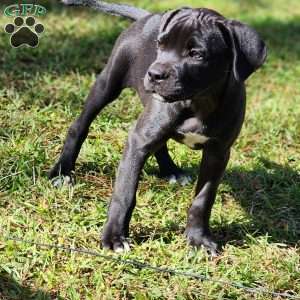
[159,8,197,34]
[158,8,226,50]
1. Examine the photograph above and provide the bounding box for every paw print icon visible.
[4,16,45,48]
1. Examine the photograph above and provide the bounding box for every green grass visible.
[0,0,300,299]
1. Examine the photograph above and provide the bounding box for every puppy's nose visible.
[148,68,169,82]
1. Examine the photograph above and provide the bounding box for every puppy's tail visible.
[61,0,150,21]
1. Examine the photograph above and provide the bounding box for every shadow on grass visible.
[252,17,300,62]
[216,158,300,247]
[1,24,123,78]
[135,157,300,248]
[0,268,62,300]
[0,1,125,88]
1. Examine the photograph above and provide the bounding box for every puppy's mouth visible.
[151,89,194,103]
[149,82,218,103]
[144,75,188,102]
[152,93,187,103]
[146,83,190,102]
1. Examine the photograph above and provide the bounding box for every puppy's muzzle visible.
[147,65,169,83]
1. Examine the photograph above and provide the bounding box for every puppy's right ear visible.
[219,20,267,82]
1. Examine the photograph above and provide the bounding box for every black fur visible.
[51,3,267,255]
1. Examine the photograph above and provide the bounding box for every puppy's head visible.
[144,8,267,102]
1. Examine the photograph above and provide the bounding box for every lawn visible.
[0,0,299,299]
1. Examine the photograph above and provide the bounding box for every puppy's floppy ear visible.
[219,20,267,82]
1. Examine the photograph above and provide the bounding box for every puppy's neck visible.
[191,75,229,119]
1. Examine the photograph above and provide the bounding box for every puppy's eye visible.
[188,49,204,60]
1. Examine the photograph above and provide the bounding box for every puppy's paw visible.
[102,236,130,253]
[167,173,192,186]
[102,227,130,253]
[113,240,131,253]
[185,227,219,257]
[160,168,193,186]
[48,161,75,184]
[51,175,75,188]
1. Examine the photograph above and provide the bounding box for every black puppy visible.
[50,0,267,255]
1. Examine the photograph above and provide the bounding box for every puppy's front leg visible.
[102,128,148,252]
[102,100,184,252]
[185,147,230,256]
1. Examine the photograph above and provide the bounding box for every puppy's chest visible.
[173,117,212,150]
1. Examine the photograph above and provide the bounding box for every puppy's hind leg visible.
[155,144,192,186]
[49,52,128,186]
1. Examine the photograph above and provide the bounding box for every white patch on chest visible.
[182,132,209,148]
[153,93,165,102]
